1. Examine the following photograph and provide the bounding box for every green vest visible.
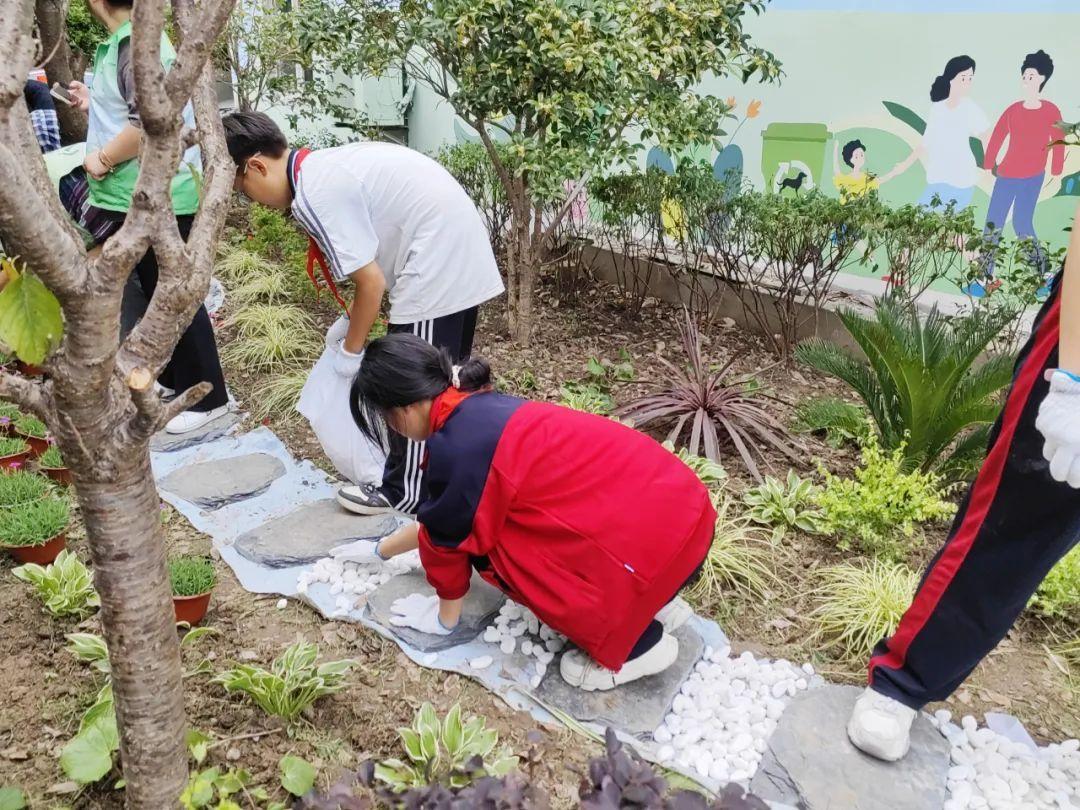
[86,20,201,214]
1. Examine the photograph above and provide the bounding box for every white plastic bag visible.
[297,338,385,485]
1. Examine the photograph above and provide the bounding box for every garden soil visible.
[1,274,1077,807]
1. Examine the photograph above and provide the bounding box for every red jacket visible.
[416,389,715,670]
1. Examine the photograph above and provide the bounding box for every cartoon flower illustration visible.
[726,96,737,109]
[747,100,762,119]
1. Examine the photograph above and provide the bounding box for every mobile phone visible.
[50,82,75,106]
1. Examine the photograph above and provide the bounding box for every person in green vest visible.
[65,0,230,434]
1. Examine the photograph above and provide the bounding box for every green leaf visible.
[279,755,316,796]
[186,729,213,765]
[443,704,464,758]
[0,787,26,810]
[416,703,440,737]
[881,100,926,135]
[180,768,218,809]
[0,261,63,365]
[60,710,119,784]
[180,627,219,648]
[399,728,424,763]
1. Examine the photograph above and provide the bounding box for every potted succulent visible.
[15,416,49,457]
[0,402,21,437]
[0,493,70,564]
[0,436,31,470]
[169,556,217,625]
[37,444,71,485]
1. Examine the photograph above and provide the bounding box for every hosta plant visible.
[743,470,825,542]
[13,549,99,617]
[0,469,50,507]
[559,382,614,415]
[663,441,728,488]
[813,434,955,561]
[795,298,1011,473]
[812,560,920,660]
[213,641,356,724]
[0,495,69,547]
[169,556,217,597]
[375,703,517,790]
[619,312,797,480]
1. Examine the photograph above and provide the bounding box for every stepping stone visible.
[151,409,243,452]
[365,569,505,653]
[233,499,398,568]
[750,684,949,810]
[159,452,286,510]
[533,623,704,737]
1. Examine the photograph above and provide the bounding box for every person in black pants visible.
[848,201,1080,762]
[222,112,504,517]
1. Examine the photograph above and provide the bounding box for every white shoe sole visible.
[164,405,232,434]
[335,491,396,516]
[561,633,679,692]
[655,597,693,633]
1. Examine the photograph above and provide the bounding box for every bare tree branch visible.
[122,364,210,443]
[163,0,235,112]
[0,370,52,421]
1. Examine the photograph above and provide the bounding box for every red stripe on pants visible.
[868,296,1061,683]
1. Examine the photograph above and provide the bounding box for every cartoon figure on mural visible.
[977,49,1066,293]
[912,55,993,212]
[832,138,912,200]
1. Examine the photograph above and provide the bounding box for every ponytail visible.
[349,332,494,447]
[930,55,976,102]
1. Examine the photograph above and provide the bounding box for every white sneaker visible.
[165,404,231,434]
[847,686,917,761]
[154,382,177,401]
[655,596,693,633]
[559,633,678,692]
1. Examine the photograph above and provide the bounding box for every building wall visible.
[406,0,1080,253]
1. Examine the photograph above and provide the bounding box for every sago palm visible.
[795,297,1012,473]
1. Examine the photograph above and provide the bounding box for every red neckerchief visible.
[291,148,349,313]
[429,386,472,434]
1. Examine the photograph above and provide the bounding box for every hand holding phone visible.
[50,82,75,106]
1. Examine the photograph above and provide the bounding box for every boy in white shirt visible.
[222,112,504,516]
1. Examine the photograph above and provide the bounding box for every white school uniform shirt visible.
[921,98,990,189]
[289,142,504,324]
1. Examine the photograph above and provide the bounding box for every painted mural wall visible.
[406,0,1080,255]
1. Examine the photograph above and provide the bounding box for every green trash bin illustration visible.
[760,122,830,196]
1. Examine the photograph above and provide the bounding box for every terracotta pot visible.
[173,590,213,625]
[6,532,66,565]
[17,432,49,457]
[0,450,30,470]
[41,466,72,486]
[14,361,44,377]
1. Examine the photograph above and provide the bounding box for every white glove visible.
[324,316,350,349]
[389,593,453,635]
[1035,370,1080,489]
[329,537,384,566]
[333,341,364,379]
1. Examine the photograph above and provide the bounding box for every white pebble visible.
[468,656,493,670]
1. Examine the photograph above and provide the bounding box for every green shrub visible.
[213,641,355,723]
[796,298,1011,474]
[743,470,825,541]
[221,304,322,373]
[169,556,217,597]
[663,441,727,488]
[0,470,51,507]
[13,550,100,618]
[39,445,64,468]
[812,560,919,660]
[0,495,69,547]
[1032,546,1080,621]
[14,416,47,439]
[247,204,309,270]
[791,397,868,449]
[813,434,954,560]
[0,437,28,458]
[375,703,517,790]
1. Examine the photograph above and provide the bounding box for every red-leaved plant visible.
[618,312,798,481]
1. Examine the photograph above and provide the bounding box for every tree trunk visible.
[76,453,188,804]
[35,0,88,143]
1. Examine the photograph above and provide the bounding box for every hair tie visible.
[451,365,462,389]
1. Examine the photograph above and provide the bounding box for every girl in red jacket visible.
[349,333,715,691]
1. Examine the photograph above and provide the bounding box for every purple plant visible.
[617,312,798,481]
